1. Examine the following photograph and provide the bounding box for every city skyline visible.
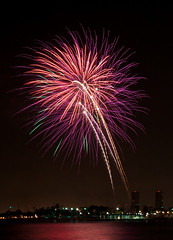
[1,190,173,223]
[1,2,173,213]
[1,189,171,213]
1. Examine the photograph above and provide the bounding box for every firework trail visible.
[22,28,145,194]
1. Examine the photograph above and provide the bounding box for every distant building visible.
[131,190,140,213]
[155,190,163,209]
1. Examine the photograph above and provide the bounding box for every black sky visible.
[1,1,173,212]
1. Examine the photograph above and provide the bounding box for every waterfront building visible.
[155,190,163,210]
[131,190,140,213]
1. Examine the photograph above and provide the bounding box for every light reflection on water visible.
[0,222,173,240]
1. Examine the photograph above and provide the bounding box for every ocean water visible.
[0,221,173,240]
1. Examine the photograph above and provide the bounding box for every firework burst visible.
[22,28,145,194]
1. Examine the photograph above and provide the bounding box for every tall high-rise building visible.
[155,190,163,209]
[131,190,140,213]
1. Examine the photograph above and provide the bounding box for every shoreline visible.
[1,218,173,224]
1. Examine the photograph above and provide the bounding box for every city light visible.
[0,191,172,222]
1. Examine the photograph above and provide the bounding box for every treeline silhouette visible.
[0,204,112,220]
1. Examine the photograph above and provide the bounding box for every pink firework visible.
[23,29,145,193]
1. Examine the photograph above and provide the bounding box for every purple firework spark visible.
[21,28,146,193]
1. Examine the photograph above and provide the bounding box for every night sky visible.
[1,1,173,212]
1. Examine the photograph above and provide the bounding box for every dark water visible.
[0,222,173,240]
